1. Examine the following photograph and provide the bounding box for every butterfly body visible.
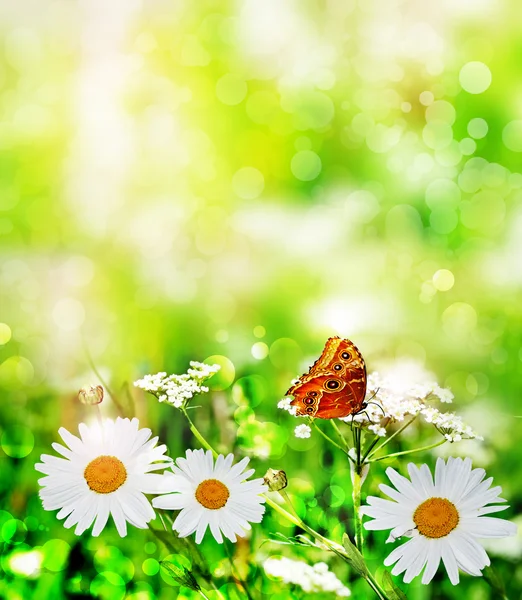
[285,337,367,419]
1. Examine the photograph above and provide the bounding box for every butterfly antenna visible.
[365,401,386,419]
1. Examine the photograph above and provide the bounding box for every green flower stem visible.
[198,590,212,600]
[352,469,364,552]
[277,493,387,600]
[366,416,417,461]
[331,420,350,450]
[181,407,219,458]
[310,419,351,458]
[351,425,365,553]
[369,438,447,463]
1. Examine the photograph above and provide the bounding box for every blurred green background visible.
[0,0,521,598]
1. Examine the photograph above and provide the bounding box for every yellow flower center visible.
[195,478,230,510]
[84,455,127,494]
[413,497,459,538]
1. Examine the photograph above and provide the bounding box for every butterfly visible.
[285,337,367,419]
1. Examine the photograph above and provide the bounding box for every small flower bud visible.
[263,468,288,492]
[78,385,104,405]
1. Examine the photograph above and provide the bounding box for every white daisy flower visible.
[361,457,517,585]
[152,449,267,544]
[35,417,171,537]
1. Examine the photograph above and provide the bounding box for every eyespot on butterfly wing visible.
[285,337,367,419]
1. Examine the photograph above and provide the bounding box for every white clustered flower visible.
[422,410,484,442]
[361,457,517,585]
[294,424,312,439]
[264,557,351,597]
[134,361,220,409]
[340,372,480,441]
[277,397,297,416]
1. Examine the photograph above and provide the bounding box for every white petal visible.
[434,458,447,495]
[385,468,424,503]
[92,497,111,536]
[209,513,224,544]
[441,543,459,585]
[421,539,442,585]
[403,536,429,583]
[364,515,410,531]
[389,538,422,576]
[59,428,86,455]
[378,484,416,508]
[195,512,210,544]
[459,517,518,538]
[153,493,188,511]
[227,457,251,480]
[110,497,128,537]
[475,505,509,516]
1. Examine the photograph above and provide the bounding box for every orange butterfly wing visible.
[285,337,367,419]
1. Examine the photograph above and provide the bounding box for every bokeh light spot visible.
[269,338,302,370]
[426,100,456,125]
[52,297,85,331]
[430,209,458,234]
[253,325,265,338]
[216,74,247,106]
[1,426,34,458]
[144,542,156,554]
[0,356,34,386]
[459,62,492,94]
[42,539,70,571]
[205,355,235,391]
[251,342,269,360]
[2,519,27,544]
[425,179,461,210]
[246,91,279,124]
[442,302,477,338]
[90,572,126,600]
[460,191,505,231]
[459,138,476,155]
[142,558,159,576]
[422,122,453,150]
[433,269,455,291]
[232,375,266,408]
[468,118,488,139]
[0,323,12,345]
[419,91,434,106]
[290,151,321,181]
[502,120,522,152]
[232,167,264,199]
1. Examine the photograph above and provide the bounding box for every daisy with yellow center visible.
[35,417,171,537]
[361,457,517,585]
[153,449,267,544]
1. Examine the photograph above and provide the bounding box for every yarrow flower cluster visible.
[264,557,351,596]
[277,396,297,416]
[294,424,311,438]
[337,372,481,441]
[134,362,220,408]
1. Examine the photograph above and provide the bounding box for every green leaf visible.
[341,534,368,577]
[381,570,408,600]
[160,561,200,591]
